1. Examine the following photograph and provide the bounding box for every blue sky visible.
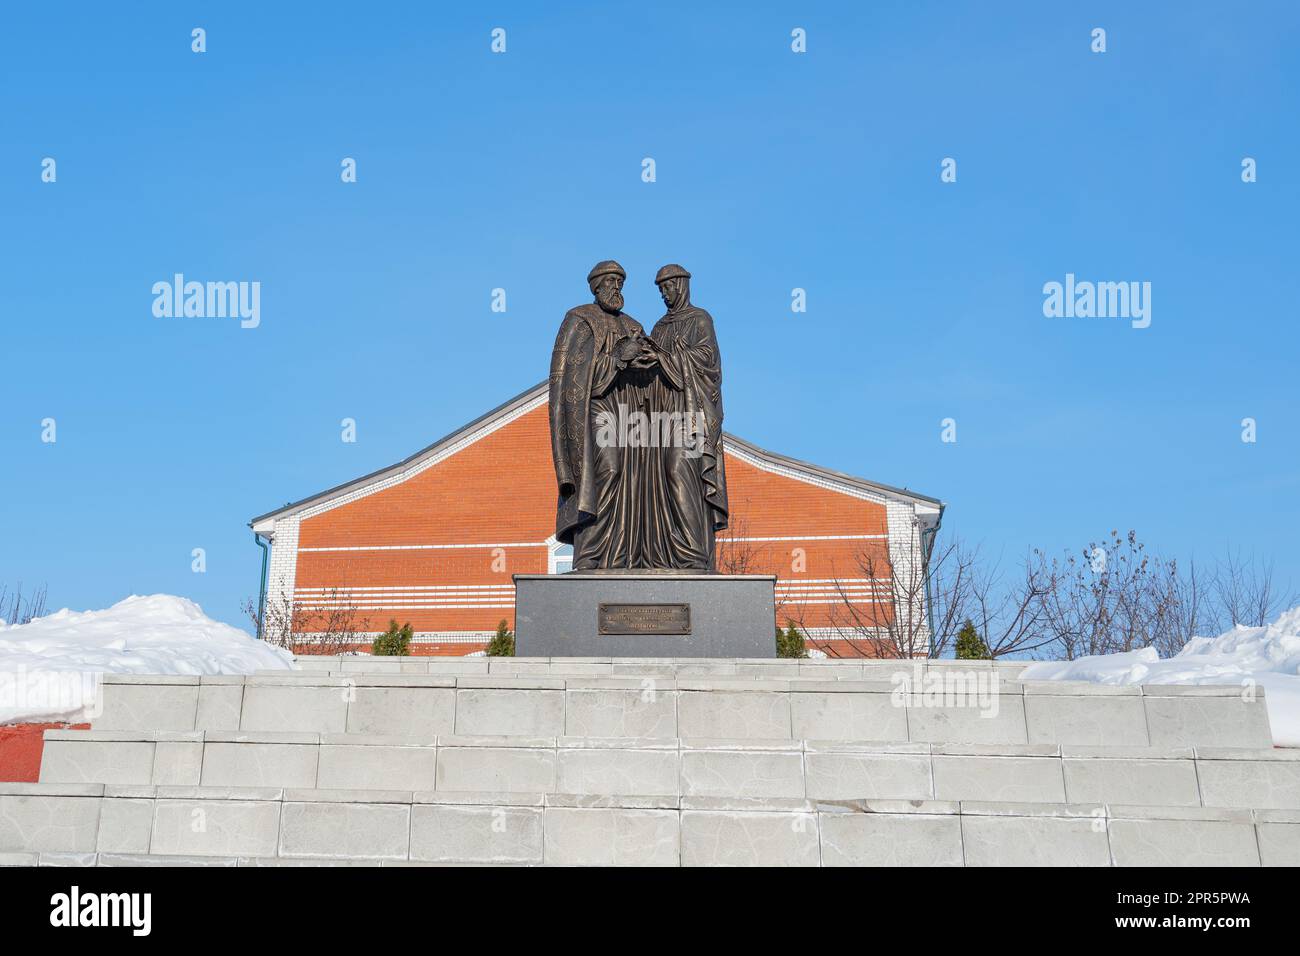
[1,2,1296,631]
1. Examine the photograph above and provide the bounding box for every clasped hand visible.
[622,334,660,370]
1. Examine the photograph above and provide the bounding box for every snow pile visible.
[0,594,294,725]
[1021,607,1300,747]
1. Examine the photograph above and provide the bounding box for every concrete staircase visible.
[1,656,1296,866]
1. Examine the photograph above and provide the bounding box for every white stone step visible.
[281,655,1031,681]
[90,674,1275,749]
[1,851,384,867]
[1,783,1296,865]
[39,729,1300,809]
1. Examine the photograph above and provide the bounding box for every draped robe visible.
[642,304,729,570]
[549,303,656,570]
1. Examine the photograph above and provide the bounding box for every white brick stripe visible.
[302,534,887,552]
[717,534,889,542]
[299,542,547,553]
[776,577,889,586]
[302,604,517,611]
[294,631,493,645]
[295,584,515,593]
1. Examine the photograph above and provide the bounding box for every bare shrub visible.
[1214,548,1294,629]
[1,583,48,626]
[717,510,813,637]
[242,589,372,655]
[826,531,981,659]
[821,526,1294,662]
[1032,530,1180,659]
[1029,533,1295,659]
[715,510,761,575]
[964,549,1057,659]
[828,532,1057,660]
[1152,557,1215,658]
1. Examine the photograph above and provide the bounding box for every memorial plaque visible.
[598,603,691,636]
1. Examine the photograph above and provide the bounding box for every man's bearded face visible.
[594,275,624,313]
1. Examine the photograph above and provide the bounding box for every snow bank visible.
[0,594,293,725]
[1021,607,1300,747]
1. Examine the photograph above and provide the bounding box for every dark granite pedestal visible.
[513,573,777,658]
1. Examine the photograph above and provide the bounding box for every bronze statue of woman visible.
[638,264,729,570]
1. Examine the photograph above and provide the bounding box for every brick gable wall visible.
[267,400,925,657]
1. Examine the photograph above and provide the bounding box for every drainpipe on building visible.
[254,532,270,640]
[920,504,945,658]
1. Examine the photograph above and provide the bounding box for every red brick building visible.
[250,382,943,656]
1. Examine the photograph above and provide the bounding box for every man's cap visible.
[587,260,627,285]
[654,263,691,284]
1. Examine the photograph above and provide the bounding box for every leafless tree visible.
[1151,557,1216,657]
[716,509,815,635]
[715,509,762,575]
[1033,530,1182,660]
[242,588,372,655]
[1,583,48,626]
[1214,549,1294,628]
[820,524,1295,663]
[825,531,978,659]
[965,550,1057,659]
[1029,536,1299,659]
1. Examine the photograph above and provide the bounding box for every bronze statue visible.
[548,261,728,572]
[645,264,729,567]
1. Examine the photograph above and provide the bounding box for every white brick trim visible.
[299,541,548,553]
[724,441,890,503]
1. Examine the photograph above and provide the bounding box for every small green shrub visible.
[776,621,809,659]
[954,619,992,660]
[486,619,516,656]
[372,619,413,656]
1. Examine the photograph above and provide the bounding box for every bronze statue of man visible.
[641,264,729,569]
[549,261,657,570]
